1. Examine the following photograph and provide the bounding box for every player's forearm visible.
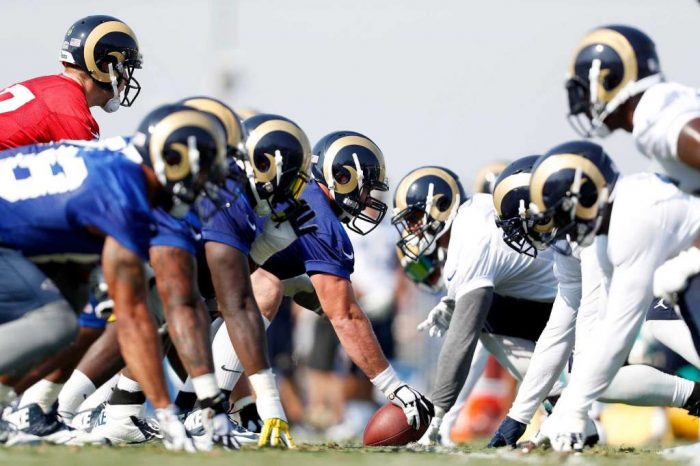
[115,301,169,408]
[431,287,492,413]
[507,291,577,424]
[223,294,271,376]
[328,304,389,379]
[165,301,214,378]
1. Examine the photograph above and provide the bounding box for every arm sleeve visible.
[431,286,493,412]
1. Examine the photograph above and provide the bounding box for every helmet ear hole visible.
[334,166,351,185]
[435,196,450,212]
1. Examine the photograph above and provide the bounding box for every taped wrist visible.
[370,365,403,398]
[249,369,286,421]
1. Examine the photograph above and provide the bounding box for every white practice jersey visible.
[633,82,700,194]
[443,193,557,303]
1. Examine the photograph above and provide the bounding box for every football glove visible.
[154,405,196,452]
[653,247,700,304]
[388,384,435,431]
[259,417,296,448]
[250,200,317,265]
[487,416,527,448]
[417,296,455,338]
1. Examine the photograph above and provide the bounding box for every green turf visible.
[0,443,690,466]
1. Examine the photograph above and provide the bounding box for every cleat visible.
[4,403,77,445]
[185,407,256,450]
[81,403,159,444]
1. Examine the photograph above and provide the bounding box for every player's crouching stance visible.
[227,131,433,432]
[0,104,230,451]
[523,141,700,453]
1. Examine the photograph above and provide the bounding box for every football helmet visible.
[566,25,662,137]
[242,114,312,216]
[392,166,465,260]
[493,155,542,257]
[528,141,619,248]
[473,161,509,194]
[311,131,389,235]
[179,96,246,157]
[60,15,143,111]
[131,104,228,218]
[397,246,445,293]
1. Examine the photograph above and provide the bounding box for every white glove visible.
[248,369,295,448]
[154,405,196,452]
[417,296,455,337]
[653,247,700,304]
[418,406,445,445]
[250,201,316,265]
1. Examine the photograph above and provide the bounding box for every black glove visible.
[239,401,264,434]
[273,200,317,237]
[487,416,527,448]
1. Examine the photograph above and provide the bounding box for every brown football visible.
[362,402,427,446]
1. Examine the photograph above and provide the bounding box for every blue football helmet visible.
[392,166,466,260]
[528,141,619,248]
[311,131,389,235]
[492,155,542,257]
[566,25,662,137]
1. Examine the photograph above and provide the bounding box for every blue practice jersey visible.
[150,207,202,256]
[200,170,262,256]
[263,180,355,280]
[0,140,154,260]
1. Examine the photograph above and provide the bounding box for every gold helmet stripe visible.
[569,28,638,104]
[245,119,311,184]
[394,167,460,221]
[322,135,386,195]
[84,21,138,83]
[530,153,606,221]
[492,172,530,218]
[473,160,508,194]
[149,110,226,182]
[181,98,242,148]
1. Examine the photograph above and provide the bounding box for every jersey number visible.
[0,84,36,114]
[0,146,88,202]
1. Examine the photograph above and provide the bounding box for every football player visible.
[0,15,142,149]
[566,24,700,379]
[0,104,229,450]
[523,141,700,453]
[392,165,560,445]
[211,131,435,433]
[0,15,144,423]
[484,155,700,449]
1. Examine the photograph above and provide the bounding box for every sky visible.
[2,0,699,192]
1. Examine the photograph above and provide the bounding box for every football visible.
[363,403,428,446]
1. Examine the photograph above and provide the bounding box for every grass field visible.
[0,442,691,466]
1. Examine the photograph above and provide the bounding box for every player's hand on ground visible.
[653,247,700,304]
[417,296,455,337]
[155,406,196,453]
[417,406,444,445]
[388,384,434,431]
[487,416,527,448]
[258,418,296,448]
[251,201,317,264]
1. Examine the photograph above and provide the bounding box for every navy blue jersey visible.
[263,180,355,280]
[200,170,262,256]
[150,207,202,256]
[0,140,154,260]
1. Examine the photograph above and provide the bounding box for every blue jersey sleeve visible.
[200,187,260,256]
[149,208,198,255]
[70,158,154,260]
[262,181,354,280]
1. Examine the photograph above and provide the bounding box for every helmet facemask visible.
[495,198,538,258]
[100,52,142,113]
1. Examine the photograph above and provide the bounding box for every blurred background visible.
[4,0,700,447]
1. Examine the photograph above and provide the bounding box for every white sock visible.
[601,364,694,407]
[191,373,220,401]
[57,370,96,421]
[213,316,271,391]
[116,374,141,393]
[20,379,64,413]
[78,374,119,413]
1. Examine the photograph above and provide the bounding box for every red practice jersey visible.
[0,74,99,149]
